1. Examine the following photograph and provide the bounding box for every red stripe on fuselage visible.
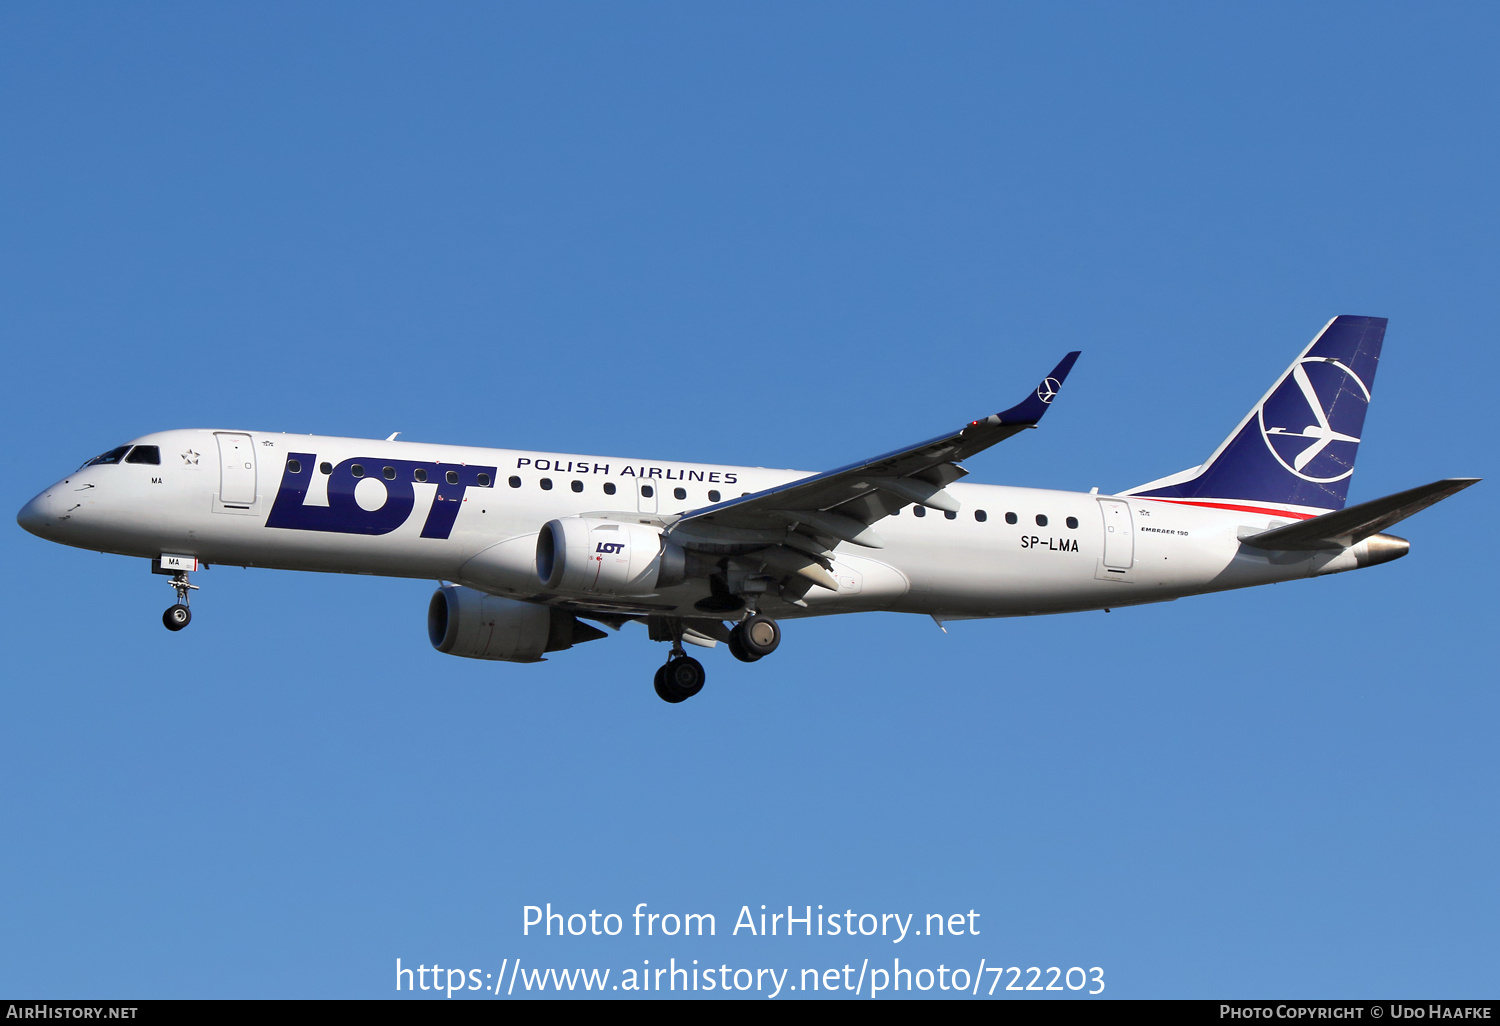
[1141,498,1320,520]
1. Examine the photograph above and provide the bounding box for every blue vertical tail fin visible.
[1124,315,1386,514]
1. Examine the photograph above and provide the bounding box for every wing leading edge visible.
[663,352,1080,600]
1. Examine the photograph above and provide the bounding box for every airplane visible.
[16,315,1478,703]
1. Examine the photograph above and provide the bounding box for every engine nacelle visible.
[535,517,686,596]
[428,585,607,662]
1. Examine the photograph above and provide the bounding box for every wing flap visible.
[873,476,961,512]
[771,509,886,548]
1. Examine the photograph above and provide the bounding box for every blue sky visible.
[2,2,1495,999]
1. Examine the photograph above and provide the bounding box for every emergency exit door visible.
[637,479,658,513]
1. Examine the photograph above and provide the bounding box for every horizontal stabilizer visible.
[1240,478,1479,551]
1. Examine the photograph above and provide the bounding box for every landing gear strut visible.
[728,613,780,663]
[162,570,197,632]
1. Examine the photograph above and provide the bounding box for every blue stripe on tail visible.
[1127,316,1386,512]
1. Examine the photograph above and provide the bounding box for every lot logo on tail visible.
[1124,315,1385,512]
[1258,357,1370,484]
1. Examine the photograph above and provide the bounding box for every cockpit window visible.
[81,445,131,469]
[125,445,161,465]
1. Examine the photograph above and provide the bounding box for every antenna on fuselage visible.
[386,432,401,441]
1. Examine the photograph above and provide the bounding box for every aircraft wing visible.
[663,352,1080,596]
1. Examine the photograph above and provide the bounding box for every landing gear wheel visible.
[653,664,687,704]
[163,604,192,631]
[666,655,705,698]
[655,655,705,702]
[733,614,780,659]
[727,630,762,663]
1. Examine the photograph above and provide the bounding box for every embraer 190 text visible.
[17,317,1477,702]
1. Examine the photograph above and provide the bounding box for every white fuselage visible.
[18,428,1376,622]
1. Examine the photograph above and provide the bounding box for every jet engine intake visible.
[536,517,686,596]
[428,585,607,662]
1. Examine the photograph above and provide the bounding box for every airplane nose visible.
[17,493,55,538]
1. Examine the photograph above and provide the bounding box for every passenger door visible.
[216,432,257,507]
[1097,498,1134,579]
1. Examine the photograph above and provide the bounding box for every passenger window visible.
[1005,512,1018,524]
[674,487,686,500]
[81,445,131,468]
[508,476,521,488]
[913,505,927,518]
[975,510,987,522]
[383,466,396,481]
[446,471,459,485]
[125,446,160,465]
[540,478,553,490]
[319,462,332,475]
[944,510,957,520]
[1066,516,1078,529]
[477,473,491,487]
[641,485,654,498]
[708,490,720,502]
[351,464,365,478]
[286,459,303,475]
[414,468,428,483]
[1036,514,1048,527]
[603,482,617,495]
[571,480,583,493]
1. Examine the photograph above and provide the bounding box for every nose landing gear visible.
[161,570,198,632]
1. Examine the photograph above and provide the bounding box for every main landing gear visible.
[162,570,197,632]
[652,613,782,703]
[728,613,780,663]
[654,653,706,704]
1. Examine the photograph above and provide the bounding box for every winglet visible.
[986,351,1081,426]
